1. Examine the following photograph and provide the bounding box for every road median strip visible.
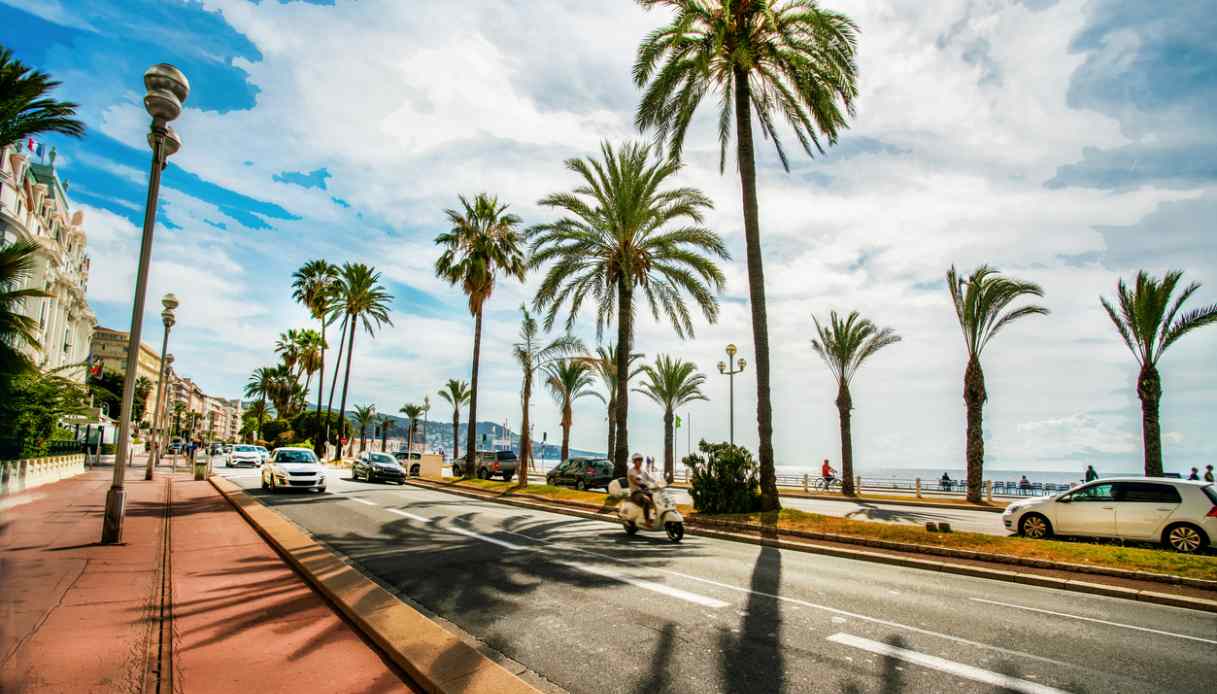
[209,475,540,694]
[403,477,1217,614]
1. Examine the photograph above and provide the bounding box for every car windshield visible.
[235,445,257,453]
[496,451,517,461]
[275,450,317,464]
[256,447,268,453]
[369,453,396,464]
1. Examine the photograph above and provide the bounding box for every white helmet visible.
[631,452,644,462]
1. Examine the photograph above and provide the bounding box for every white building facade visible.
[0,143,96,382]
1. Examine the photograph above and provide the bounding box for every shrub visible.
[683,440,762,514]
[260,419,291,443]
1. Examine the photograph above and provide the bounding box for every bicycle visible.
[813,476,843,492]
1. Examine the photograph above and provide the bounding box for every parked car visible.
[1004,478,1217,553]
[474,450,518,481]
[546,457,614,491]
[227,444,262,468]
[260,447,326,493]
[393,450,423,476]
[353,451,405,484]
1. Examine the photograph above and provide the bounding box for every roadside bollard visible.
[803,473,809,493]
[193,457,206,481]
[915,478,922,498]
[855,475,862,494]
[985,479,993,502]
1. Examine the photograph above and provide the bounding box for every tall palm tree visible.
[172,401,187,437]
[323,312,350,449]
[810,310,900,496]
[435,193,528,479]
[133,375,154,424]
[1101,271,1217,476]
[634,0,859,511]
[947,265,1049,502]
[0,241,50,381]
[437,379,471,465]
[513,305,584,487]
[545,359,606,466]
[529,141,727,478]
[244,367,276,440]
[0,47,85,149]
[332,263,393,459]
[399,403,425,455]
[265,363,298,417]
[274,328,305,378]
[292,259,340,454]
[635,355,708,483]
[294,328,324,396]
[379,414,392,452]
[586,344,644,464]
[352,404,376,453]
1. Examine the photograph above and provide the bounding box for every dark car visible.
[464,449,518,481]
[547,457,614,491]
[352,451,405,484]
[393,450,423,476]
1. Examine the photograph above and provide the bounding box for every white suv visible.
[1004,478,1217,553]
[261,447,327,493]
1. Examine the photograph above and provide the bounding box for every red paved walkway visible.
[0,467,419,693]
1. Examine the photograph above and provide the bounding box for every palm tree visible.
[634,0,860,511]
[0,47,85,149]
[0,241,50,381]
[435,193,528,479]
[244,367,277,440]
[437,379,471,465]
[810,311,900,496]
[292,259,340,454]
[400,403,425,454]
[274,329,305,378]
[379,415,392,452]
[265,363,297,417]
[1101,271,1217,476]
[635,355,708,483]
[294,329,324,396]
[586,344,644,465]
[529,141,727,478]
[352,404,376,453]
[332,263,393,459]
[545,359,606,466]
[947,265,1049,502]
[133,375,154,424]
[513,305,584,487]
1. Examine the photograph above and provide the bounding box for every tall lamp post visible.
[146,294,178,479]
[717,343,746,446]
[101,64,189,544]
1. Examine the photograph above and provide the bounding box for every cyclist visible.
[820,459,837,488]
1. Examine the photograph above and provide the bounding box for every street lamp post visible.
[101,64,189,544]
[717,344,746,446]
[146,295,178,480]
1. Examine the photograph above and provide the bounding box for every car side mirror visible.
[1057,496,1070,504]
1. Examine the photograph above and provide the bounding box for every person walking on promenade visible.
[1084,465,1098,482]
[940,472,952,491]
[1205,465,1214,483]
[1018,475,1031,495]
[1187,467,1200,481]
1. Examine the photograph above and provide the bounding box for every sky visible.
[3,0,1214,475]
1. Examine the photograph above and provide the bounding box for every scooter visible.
[607,479,685,542]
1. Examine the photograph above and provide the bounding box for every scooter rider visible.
[627,452,656,524]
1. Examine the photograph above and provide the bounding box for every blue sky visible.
[4,0,1215,474]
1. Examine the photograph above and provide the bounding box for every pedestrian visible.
[1084,464,1098,482]
[1018,475,1031,495]
[1187,467,1200,481]
[1205,465,1214,483]
[940,471,951,491]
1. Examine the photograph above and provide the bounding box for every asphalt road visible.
[219,467,1217,694]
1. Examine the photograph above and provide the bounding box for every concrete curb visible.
[403,479,1217,615]
[668,483,1009,513]
[209,476,540,694]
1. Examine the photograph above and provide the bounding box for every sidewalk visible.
[1,467,420,693]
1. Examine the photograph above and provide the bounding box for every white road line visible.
[826,632,1067,694]
[349,497,378,506]
[970,597,1217,645]
[570,563,730,609]
[385,508,429,523]
[448,526,527,550]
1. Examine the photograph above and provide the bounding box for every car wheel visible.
[269,477,278,494]
[575,480,586,491]
[261,475,268,490]
[1019,513,1052,539]
[1164,523,1208,554]
[410,464,420,476]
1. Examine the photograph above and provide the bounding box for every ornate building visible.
[0,143,96,382]
[89,326,165,421]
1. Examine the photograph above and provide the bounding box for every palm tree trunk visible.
[963,355,987,503]
[663,408,674,484]
[381,420,388,452]
[836,382,855,496]
[561,401,573,463]
[606,396,616,463]
[613,281,633,479]
[335,319,356,461]
[314,319,326,455]
[1137,364,1164,477]
[733,66,779,512]
[452,412,460,467]
[517,371,531,488]
[257,393,266,441]
[359,425,367,453]
[465,308,483,479]
[324,315,349,451]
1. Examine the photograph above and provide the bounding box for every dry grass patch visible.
[695,508,1217,581]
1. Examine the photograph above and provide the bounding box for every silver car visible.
[227,444,262,468]
[1004,478,1217,553]
[261,447,327,493]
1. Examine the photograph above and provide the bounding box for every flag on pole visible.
[675,415,682,429]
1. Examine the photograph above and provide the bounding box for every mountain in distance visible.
[347,412,604,460]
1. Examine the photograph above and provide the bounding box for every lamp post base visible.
[101,487,127,543]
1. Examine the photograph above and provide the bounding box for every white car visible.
[227,444,262,468]
[1004,478,1217,553]
[260,447,327,493]
[255,446,270,465]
